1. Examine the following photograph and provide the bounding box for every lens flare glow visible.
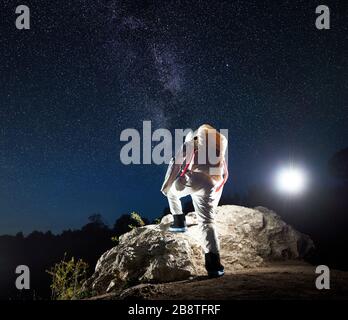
[275,167,307,195]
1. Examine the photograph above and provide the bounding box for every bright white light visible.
[275,167,307,195]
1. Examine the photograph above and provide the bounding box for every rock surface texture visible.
[84,205,314,296]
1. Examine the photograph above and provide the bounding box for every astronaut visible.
[161,124,228,277]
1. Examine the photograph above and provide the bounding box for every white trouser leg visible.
[167,175,192,215]
[167,172,223,254]
[192,187,222,254]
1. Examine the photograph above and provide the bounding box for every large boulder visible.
[83,205,314,296]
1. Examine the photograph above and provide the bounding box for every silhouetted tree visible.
[15,232,24,239]
[112,212,149,236]
[329,147,348,182]
[88,213,106,227]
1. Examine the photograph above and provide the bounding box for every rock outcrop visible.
[83,205,314,296]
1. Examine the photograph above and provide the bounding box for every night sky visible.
[0,1,347,234]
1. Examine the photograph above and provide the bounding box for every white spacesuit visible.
[161,124,228,277]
